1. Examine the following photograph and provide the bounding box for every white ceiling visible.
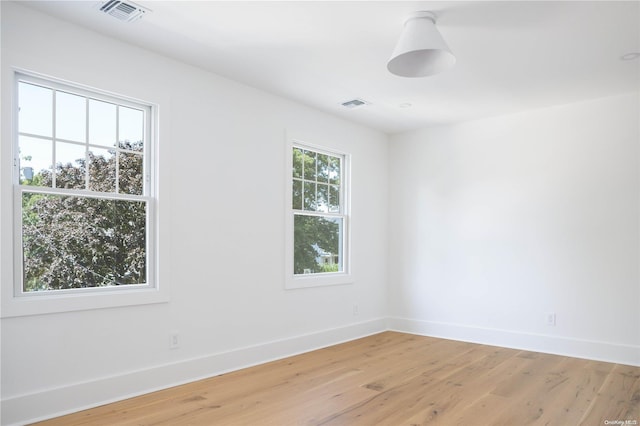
[19,1,640,134]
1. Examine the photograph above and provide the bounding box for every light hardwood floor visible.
[33,331,640,425]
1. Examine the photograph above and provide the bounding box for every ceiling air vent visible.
[99,0,149,22]
[341,99,368,109]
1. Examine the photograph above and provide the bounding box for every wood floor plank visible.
[321,345,516,425]
[534,359,614,425]
[579,363,640,425]
[450,354,547,425]
[397,348,526,425]
[489,356,595,425]
[31,332,640,426]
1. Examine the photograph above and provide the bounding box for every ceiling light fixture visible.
[387,11,456,78]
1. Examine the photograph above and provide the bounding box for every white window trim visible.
[284,136,353,290]
[2,69,166,318]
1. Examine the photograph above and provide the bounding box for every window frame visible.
[285,137,352,289]
[3,70,165,317]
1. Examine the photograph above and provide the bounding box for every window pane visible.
[317,154,329,183]
[19,136,52,186]
[18,82,53,137]
[329,156,340,185]
[88,147,116,192]
[292,179,302,210]
[119,106,143,151]
[55,142,86,190]
[303,181,316,211]
[317,184,329,213]
[294,215,342,275]
[89,99,116,147]
[119,152,143,195]
[303,150,316,180]
[329,185,340,213]
[22,193,147,291]
[292,147,303,179]
[56,91,86,142]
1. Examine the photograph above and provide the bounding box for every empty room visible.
[1,1,639,425]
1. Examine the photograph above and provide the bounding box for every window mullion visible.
[143,109,149,196]
[315,153,319,212]
[85,97,90,190]
[293,209,344,218]
[115,105,120,194]
[337,157,341,214]
[51,90,57,189]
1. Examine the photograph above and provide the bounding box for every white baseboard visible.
[389,317,640,367]
[1,318,387,426]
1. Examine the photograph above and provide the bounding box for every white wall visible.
[389,92,640,366]
[0,3,388,424]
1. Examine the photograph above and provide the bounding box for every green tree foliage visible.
[293,215,341,274]
[22,141,146,291]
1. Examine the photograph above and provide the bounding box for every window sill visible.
[1,286,169,318]
[285,272,354,290]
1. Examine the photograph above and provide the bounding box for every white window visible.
[285,140,351,289]
[5,72,163,316]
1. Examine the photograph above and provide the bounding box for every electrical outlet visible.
[545,312,556,326]
[170,332,179,349]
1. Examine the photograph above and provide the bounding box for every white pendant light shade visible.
[387,11,456,78]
